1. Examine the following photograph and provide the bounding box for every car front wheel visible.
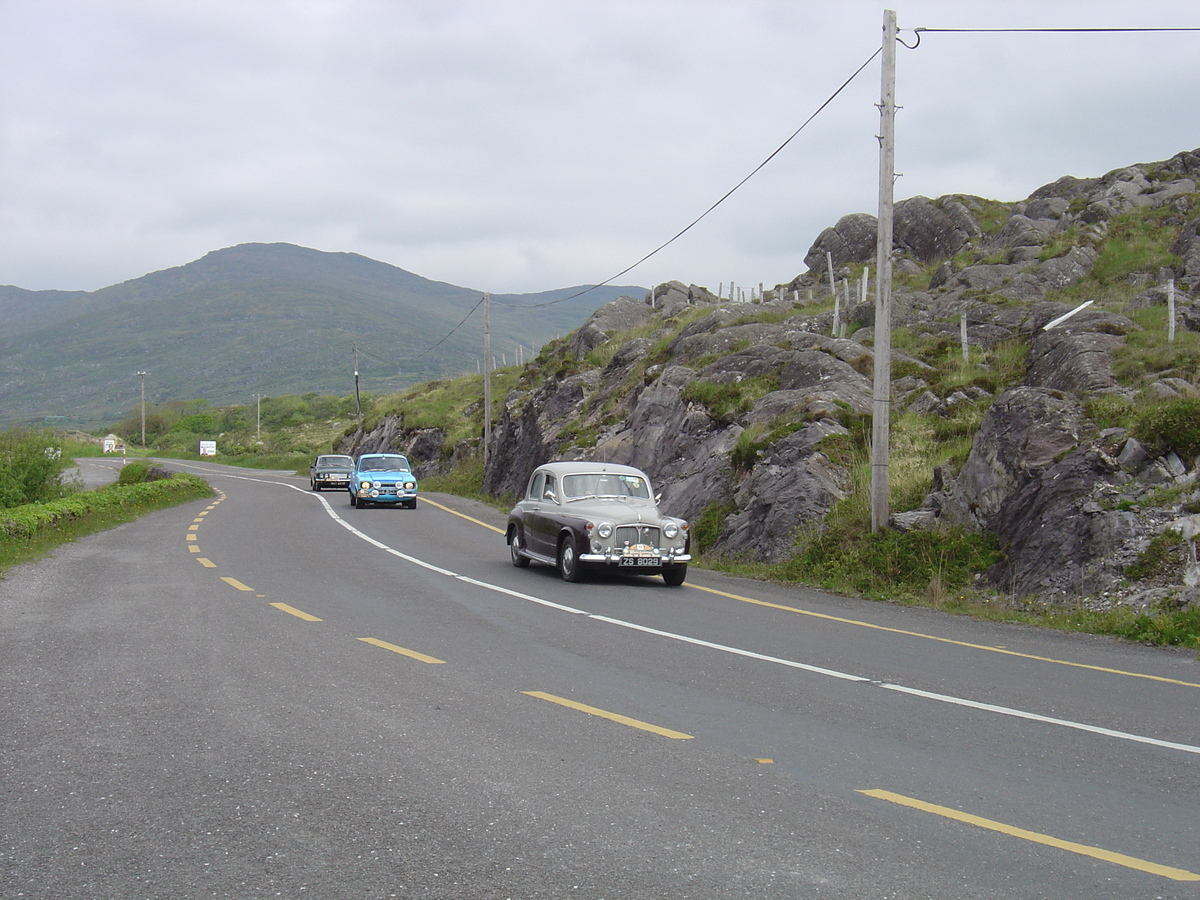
[662,565,687,587]
[349,493,358,508]
[558,535,583,583]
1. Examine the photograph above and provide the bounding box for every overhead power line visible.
[519,46,883,311]
[377,45,883,365]
[914,26,1200,33]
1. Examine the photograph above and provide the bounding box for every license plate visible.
[620,556,660,567]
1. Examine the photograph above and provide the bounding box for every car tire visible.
[558,534,583,583]
[510,531,531,568]
[350,493,358,508]
[662,565,687,587]
[406,498,417,509]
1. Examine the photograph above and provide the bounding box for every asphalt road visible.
[2,458,1199,899]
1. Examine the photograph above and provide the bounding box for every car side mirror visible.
[655,493,662,504]
[545,490,558,503]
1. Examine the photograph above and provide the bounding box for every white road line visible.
[882,683,1200,755]
[192,466,1200,758]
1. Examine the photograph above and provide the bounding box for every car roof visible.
[532,461,649,478]
[359,453,406,459]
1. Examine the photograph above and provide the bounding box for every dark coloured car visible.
[506,461,690,585]
[349,453,418,508]
[309,454,355,491]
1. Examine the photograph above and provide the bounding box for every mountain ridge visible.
[0,242,646,428]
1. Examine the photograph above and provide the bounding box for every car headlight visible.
[404,481,416,490]
[663,522,679,539]
[597,522,613,539]
[359,480,371,490]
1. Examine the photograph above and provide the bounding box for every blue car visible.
[349,453,418,509]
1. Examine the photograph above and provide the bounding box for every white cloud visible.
[1,0,1196,294]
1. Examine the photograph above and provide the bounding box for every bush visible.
[0,428,68,508]
[1131,398,1200,461]
[780,523,1002,601]
[692,501,736,555]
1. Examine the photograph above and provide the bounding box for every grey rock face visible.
[803,213,878,270]
[568,296,656,358]
[893,196,980,263]
[1037,246,1098,290]
[721,421,853,561]
[986,447,1136,596]
[1024,330,1128,398]
[939,387,1088,531]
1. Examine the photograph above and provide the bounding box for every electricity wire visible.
[519,46,883,310]
[914,26,1200,33]
[371,43,885,368]
[365,22,1200,364]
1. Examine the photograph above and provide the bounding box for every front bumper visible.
[579,551,691,568]
[355,486,417,502]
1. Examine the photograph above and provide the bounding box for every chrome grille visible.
[614,524,660,549]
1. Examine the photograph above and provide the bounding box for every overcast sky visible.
[1,0,1197,297]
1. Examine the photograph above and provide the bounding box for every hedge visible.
[0,473,213,540]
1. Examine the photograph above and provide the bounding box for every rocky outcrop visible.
[568,295,657,357]
[984,446,1138,597]
[893,196,981,263]
[346,147,1200,606]
[937,387,1089,532]
[720,420,853,562]
[803,213,878,271]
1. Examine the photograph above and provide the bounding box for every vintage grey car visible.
[506,461,690,585]
[309,454,355,491]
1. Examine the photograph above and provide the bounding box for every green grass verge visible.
[0,473,214,576]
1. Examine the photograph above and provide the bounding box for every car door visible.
[523,472,559,559]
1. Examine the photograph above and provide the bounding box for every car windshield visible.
[359,456,410,472]
[562,472,650,500]
[318,456,353,468]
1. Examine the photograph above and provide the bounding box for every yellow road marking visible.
[358,637,445,664]
[270,602,322,622]
[523,691,693,739]
[421,496,505,534]
[196,558,216,568]
[192,517,204,523]
[688,584,1200,689]
[188,524,199,531]
[220,576,253,592]
[859,789,1200,881]
[188,545,200,553]
[186,533,196,541]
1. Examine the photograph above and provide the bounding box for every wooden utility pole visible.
[870,9,897,533]
[137,371,148,447]
[353,343,361,424]
[482,293,492,468]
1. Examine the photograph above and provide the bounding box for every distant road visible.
[4,459,1199,898]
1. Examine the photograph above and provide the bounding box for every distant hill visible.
[0,243,645,428]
